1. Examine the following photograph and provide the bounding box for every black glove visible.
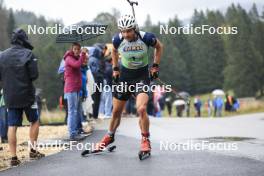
[150,63,159,80]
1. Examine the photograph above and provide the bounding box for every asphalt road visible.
[1,113,264,176]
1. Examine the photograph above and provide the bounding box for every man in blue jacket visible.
[213,96,224,117]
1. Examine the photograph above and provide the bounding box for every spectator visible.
[165,95,172,116]
[99,56,113,119]
[185,99,191,117]
[125,97,136,117]
[77,48,90,134]
[194,96,202,117]
[88,43,107,119]
[159,94,166,112]
[176,104,185,117]
[225,94,233,112]
[213,96,224,117]
[0,28,44,166]
[0,89,8,143]
[232,97,240,111]
[57,58,68,124]
[82,64,95,122]
[206,98,213,117]
[153,85,165,117]
[64,42,86,141]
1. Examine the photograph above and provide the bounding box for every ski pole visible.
[127,0,138,18]
[156,78,185,99]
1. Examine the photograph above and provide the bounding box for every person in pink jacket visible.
[64,42,87,140]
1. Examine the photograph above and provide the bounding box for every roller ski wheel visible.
[81,145,116,157]
[138,150,151,160]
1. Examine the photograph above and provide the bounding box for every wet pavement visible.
[1,113,264,176]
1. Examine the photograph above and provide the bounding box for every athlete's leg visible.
[95,97,126,151]
[136,93,149,134]
[109,97,127,132]
[136,93,151,152]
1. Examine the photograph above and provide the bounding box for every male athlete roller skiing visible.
[93,14,163,159]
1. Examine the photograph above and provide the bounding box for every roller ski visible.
[81,134,115,157]
[81,145,116,157]
[138,137,151,160]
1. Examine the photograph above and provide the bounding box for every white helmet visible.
[118,14,137,31]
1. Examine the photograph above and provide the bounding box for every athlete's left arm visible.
[153,39,163,65]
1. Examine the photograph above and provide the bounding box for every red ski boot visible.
[95,134,115,151]
[138,136,151,160]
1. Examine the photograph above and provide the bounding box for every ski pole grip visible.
[127,0,138,6]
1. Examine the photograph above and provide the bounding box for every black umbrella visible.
[56,23,108,43]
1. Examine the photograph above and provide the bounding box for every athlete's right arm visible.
[112,47,120,81]
[112,47,119,68]
[112,33,123,82]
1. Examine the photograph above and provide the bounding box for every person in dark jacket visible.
[0,28,44,166]
[194,96,202,117]
[165,94,172,117]
[88,43,107,119]
[99,56,113,118]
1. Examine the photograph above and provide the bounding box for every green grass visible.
[22,110,65,125]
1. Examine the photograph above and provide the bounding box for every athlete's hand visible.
[112,67,120,84]
[150,63,159,80]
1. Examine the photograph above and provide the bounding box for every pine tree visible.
[249,4,264,96]
[188,10,226,94]
[0,1,9,50]
[224,4,261,97]
[167,17,192,92]
[144,14,152,31]
[7,9,15,40]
